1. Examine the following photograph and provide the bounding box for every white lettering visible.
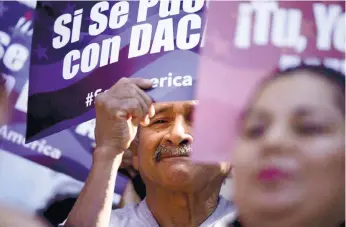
[313,3,342,51]
[75,119,96,140]
[173,76,182,87]
[51,149,62,160]
[63,36,121,79]
[0,125,8,138]
[160,77,167,87]
[279,54,345,74]
[71,9,83,43]
[324,58,344,72]
[234,3,253,48]
[167,72,173,87]
[182,75,193,86]
[137,0,159,23]
[94,89,102,97]
[63,50,80,80]
[81,43,100,73]
[272,8,303,51]
[150,74,193,88]
[176,14,202,50]
[99,36,121,67]
[159,0,181,18]
[279,55,301,70]
[128,24,152,58]
[252,2,278,45]
[89,1,109,36]
[109,1,129,29]
[235,2,306,52]
[183,0,205,13]
[151,78,159,88]
[150,18,175,54]
[52,14,72,49]
[15,80,29,113]
[7,130,23,144]
[333,14,345,52]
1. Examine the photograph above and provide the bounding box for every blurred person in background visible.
[61,78,234,227]
[40,157,142,227]
[230,65,345,227]
[0,205,50,227]
[117,149,145,205]
[0,75,50,227]
[0,74,9,125]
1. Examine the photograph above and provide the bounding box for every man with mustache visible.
[62,78,234,227]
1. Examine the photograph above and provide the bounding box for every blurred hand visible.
[94,78,155,158]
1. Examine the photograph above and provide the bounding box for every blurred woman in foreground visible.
[231,65,345,227]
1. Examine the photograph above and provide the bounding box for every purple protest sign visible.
[192,1,345,163]
[0,0,129,200]
[27,0,207,142]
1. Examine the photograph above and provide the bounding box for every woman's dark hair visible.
[265,64,345,115]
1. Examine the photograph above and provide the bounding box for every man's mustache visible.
[154,144,192,162]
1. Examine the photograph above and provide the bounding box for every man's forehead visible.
[154,101,198,112]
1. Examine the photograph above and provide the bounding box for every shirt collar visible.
[135,196,235,227]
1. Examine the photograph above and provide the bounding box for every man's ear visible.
[129,138,139,171]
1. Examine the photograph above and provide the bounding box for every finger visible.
[131,84,150,118]
[134,85,152,108]
[133,86,155,118]
[107,99,144,120]
[149,104,155,118]
[119,98,145,119]
[140,114,150,126]
[131,116,141,127]
[129,78,153,90]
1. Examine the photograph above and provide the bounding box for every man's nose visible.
[162,116,193,147]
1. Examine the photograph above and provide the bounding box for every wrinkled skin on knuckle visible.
[95,93,107,108]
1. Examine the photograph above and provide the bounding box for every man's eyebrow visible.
[155,106,172,115]
[183,103,195,114]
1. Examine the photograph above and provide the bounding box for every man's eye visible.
[153,119,167,124]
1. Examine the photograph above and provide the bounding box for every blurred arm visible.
[62,149,123,227]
